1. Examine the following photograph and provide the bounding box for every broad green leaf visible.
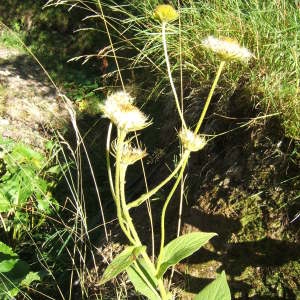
[157,232,217,278]
[195,271,231,300]
[20,271,41,287]
[127,258,160,300]
[99,245,145,285]
[4,258,30,281]
[0,259,30,298]
[10,144,45,169]
[0,242,17,257]
[0,258,19,273]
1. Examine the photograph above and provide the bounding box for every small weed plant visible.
[0,138,60,241]
[0,138,61,298]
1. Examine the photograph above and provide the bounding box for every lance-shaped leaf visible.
[157,232,217,278]
[127,258,160,300]
[99,245,145,285]
[195,271,231,300]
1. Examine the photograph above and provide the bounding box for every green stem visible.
[162,21,186,129]
[128,150,190,209]
[114,129,135,244]
[106,122,116,200]
[120,166,140,244]
[157,154,189,268]
[194,60,226,134]
[0,213,7,232]
[157,61,226,269]
[132,260,161,299]
[119,161,169,299]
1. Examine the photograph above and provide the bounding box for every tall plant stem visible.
[134,133,155,262]
[127,150,190,209]
[119,167,169,299]
[97,0,125,90]
[162,21,187,129]
[115,131,168,299]
[106,122,116,200]
[194,60,226,134]
[158,154,189,266]
[158,60,226,268]
[114,130,135,244]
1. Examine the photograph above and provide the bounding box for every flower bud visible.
[179,128,207,152]
[154,4,178,23]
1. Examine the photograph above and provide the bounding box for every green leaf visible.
[46,165,61,175]
[0,242,19,273]
[0,258,19,273]
[20,271,41,287]
[195,271,231,300]
[0,259,30,298]
[157,232,217,278]
[0,193,10,212]
[127,258,160,300]
[99,246,145,285]
[0,242,17,257]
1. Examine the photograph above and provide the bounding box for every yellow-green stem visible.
[157,153,189,268]
[128,150,190,209]
[119,162,169,299]
[194,60,226,134]
[114,130,135,244]
[120,166,141,244]
[162,21,187,129]
[106,122,116,200]
[158,61,225,269]
[132,260,161,299]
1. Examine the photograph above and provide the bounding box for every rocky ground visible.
[0,45,69,150]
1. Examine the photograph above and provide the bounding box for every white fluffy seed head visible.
[202,36,253,62]
[179,128,207,152]
[111,140,147,165]
[100,91,150,132]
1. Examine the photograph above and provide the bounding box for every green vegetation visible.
[0,138,60,240]
[0,241,42,299]
[102,0,300,139]
[0,0,299,299]
[0,23,25,50]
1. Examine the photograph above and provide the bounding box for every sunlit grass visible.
[106,0,299,140]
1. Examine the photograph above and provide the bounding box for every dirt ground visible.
[0,45,69,150]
